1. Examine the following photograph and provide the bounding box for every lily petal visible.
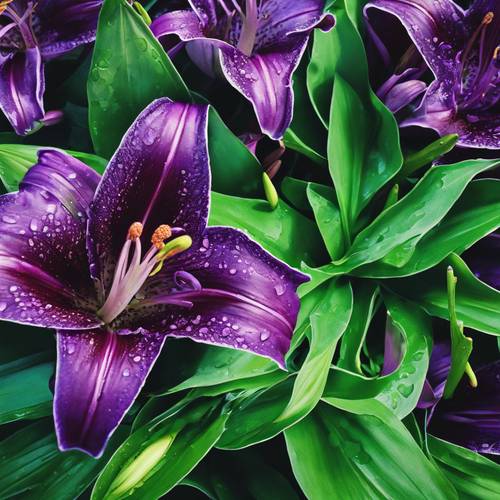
[383,79,427,112]
[0,150,101,328]
[55,328,165,457]
[402,79,500,148]
[150,10,205,41]
[431,361,500,455]
[118,227,309,368]
[36,0,102,58]
[366,0,466,79]
[87,99,210,294]
[0,48,44,135]
[219,36,309,139]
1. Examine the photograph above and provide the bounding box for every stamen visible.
[151,224,172,249]
[128,222,143,240]
[482,12,494,25]
[237,0,259,56]
[97,223,191,324]
[0,0,14,15]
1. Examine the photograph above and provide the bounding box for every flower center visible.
[458,11,499,112]
[1,1,37,48]
[97,222,192,324]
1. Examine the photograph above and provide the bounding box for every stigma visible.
[97,222,192,324]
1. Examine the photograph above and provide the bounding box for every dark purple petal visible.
[0,150,101,328]
[383,79,427,112]
[55,328,165,457]
[150,10,205,41]
[116,227,309,368]
[381,317,404,375]
[36,0,102,58]
[252,0,334,51]
[87,99,210,295]
[402,79,500,149]
[0,48,44,135]
[219,36,308,139]
[366,0,467,79]
[464,232,500,290]
[430,361,500,455]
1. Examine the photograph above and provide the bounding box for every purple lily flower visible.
[367,0,500,149]
[0,0,102,135]
[0,98,308,457]
[151,0,334,140]
[416,342,500,455]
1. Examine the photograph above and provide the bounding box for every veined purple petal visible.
[430,361,500,455]
[36,0,102,58]
[402,79,500,148]
[0,150,101,328]
[55,328,165,457]
[116,227,309,368]
[365,0,467,79]
[87,99,210,295]
[219,36,309,139]
[383,79,427,112]
[150,10,205,41]
[251,0,334,51]
[0,48,44,135]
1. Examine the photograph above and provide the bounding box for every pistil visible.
[97,222,192,324]
[237,0,259,56]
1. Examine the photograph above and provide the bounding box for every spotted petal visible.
[0,48,44,135]
[219,37,309,139]
[117,227,309,368]
[430,361,500,455]
[55,328,165,457]
[87,99,210,296]
[0,149,100,329]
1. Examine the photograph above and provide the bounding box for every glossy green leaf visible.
[88,0,190,158]
[355,179,500,277]
[209,193,326,268]
[0,144,106,192]
[325,293,431,418]
[207,108,263,196]
[386,254,500,335]
[280,176,311,212]
[92,399,229,499]
[337,280,378,373]
[321,159,499,277]
[429,436,500,499]
[0,352,53,424]
[307,183,344,260]
[285,401,455,500]
[0,420,122,499]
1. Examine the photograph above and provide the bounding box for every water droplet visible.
[2,215,16,224]
[133,355,141,363]
[30,219,38,231]
[260,331,270,341]
[397,383,414,398]
[68,172,77,180]
[229,268,237,275]
[222,327,231,336]
[9,285,17,292]
[0,302,6,312]
[67,343,75,354]
[123,368,130,377]
[274,283,285,296]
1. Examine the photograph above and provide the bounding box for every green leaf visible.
[355,179,500,278]
[0,352,54,424]
[285,401,455,500]
[92,399,229,499]
[321,158,499,276]
[337,280,378,373]
[209,192,326,268]
[429,436,500,499]
[207,108,263,197]
[280,176,312,212]
[159,346,277,395]
[0,420,123,499]
[88,0,190,158]
[307,183,344,260]
[183,449,300,500]
[0,144,107,192]
[386,254,500,335]
[443,267,473,398]
[325,293,431,418]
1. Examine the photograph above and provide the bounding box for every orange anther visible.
[127,222,143,240]
[151,224,172,249]
[483,12,494,24]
